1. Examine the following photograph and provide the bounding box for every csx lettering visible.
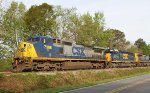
[72,46,85,56]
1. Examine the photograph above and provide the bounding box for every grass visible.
[0,59,12,72]
[1,67,150,93]
[27,68,150,93]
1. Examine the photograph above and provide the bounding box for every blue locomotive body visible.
[27,35,99,59]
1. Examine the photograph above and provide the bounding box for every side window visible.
[42,39,46,44]
[32,38,40,42]
[27,37,32,42]
[42,38,53,45]
[63,41,72,46]
[45,39,50,45]
[59,47,63,54]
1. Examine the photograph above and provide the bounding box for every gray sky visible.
[14,0,150,44]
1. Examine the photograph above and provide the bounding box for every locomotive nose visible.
[15,41,38,58]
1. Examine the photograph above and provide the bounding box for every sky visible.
[14,0,150,44]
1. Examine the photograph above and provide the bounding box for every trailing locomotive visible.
[104,48,150,67]
[12,35,150,72]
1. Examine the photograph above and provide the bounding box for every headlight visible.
[20,48,25,52]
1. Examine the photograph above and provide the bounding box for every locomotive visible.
[12,35,150,72]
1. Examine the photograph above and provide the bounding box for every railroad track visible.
[0,67,145,76]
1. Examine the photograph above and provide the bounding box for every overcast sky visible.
[14,0,150,44]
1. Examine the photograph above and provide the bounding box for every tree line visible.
[0,1,150,60]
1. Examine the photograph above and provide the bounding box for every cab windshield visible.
[28,37,40,42]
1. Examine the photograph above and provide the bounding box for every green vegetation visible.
[1,1,150,63]
[0,2,150,93]
[134,38,150,55]
[0,59,12,71]
[0,67,150,93]
[24,3,56,36]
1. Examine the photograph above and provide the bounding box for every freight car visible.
[12,35,150,72]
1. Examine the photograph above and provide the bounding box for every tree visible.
[0,45,10,59]
[134,38,146,49]
[1,1,26,57]
[134,38,150,54]
[142,45,150,55]
[105,29,128,50]
[53,7,105,46]
[76,12,94,46]
[98,30,114,47]
[24,3,56,36]
[127,45,139,53]
[76,12,105,46]
[0,0,4,41]
[53,6,78,39]
[92,12,105,46]
[145,44,150,54]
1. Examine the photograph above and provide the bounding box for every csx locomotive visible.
[12,35,150,71]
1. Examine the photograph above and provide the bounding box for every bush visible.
[0,58,12,71]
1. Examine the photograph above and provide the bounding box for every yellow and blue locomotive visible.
[104,49,139,68]
[13,35,105,71]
